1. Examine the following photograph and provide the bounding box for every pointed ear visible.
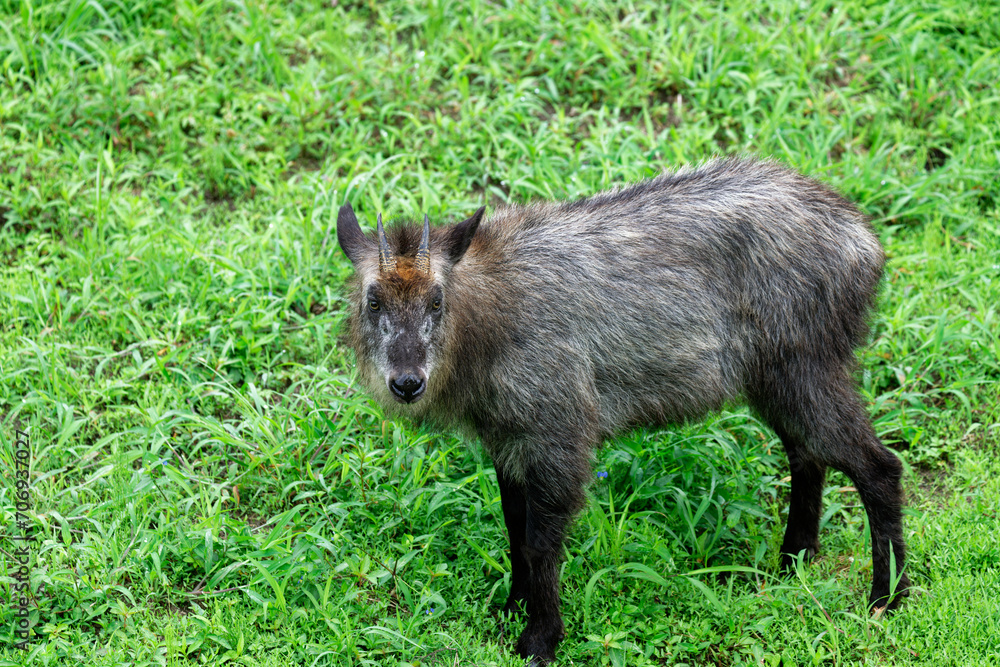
[443,206,485,264]
[337,202,369,265]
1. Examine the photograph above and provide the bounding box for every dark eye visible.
[432,298,441,311]
[368,299,380,312]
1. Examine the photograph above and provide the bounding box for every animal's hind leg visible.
[756,370,909,610]
[774,426,827,569]
[827,415,910,610]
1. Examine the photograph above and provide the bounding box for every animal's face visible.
[336,202,484,405]
[360,269,444,403]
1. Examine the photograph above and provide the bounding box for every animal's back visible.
[453,158,884,434]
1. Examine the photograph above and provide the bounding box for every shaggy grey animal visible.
[336,158,908,665]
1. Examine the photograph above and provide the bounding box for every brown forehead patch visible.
[375,258,434,299]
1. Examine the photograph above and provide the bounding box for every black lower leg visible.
[757,366,910,611]
[840,446,909,609]
[515,500,570,665]
[496,465,529,615]
[492,426,593,665]
[780,432,827,569]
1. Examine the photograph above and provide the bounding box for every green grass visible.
[1,0,998,664]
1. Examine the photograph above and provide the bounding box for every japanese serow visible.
[336,158,909,665]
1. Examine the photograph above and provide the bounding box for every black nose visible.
[389,373,426,403]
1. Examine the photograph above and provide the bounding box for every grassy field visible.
[1,0,998,664]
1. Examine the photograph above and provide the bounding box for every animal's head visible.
[337,202,485,405]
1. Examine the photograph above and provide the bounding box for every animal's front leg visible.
[496,464,529,616]
[515,497,571,665]
[513,455,589,665]
[487,406,595,664]
[496,461,568,663]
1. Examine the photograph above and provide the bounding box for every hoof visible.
[869,579,910,614]
[516,625,561,667]
[779,546,818,571]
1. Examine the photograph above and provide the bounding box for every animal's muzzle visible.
[389,373,426,403]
